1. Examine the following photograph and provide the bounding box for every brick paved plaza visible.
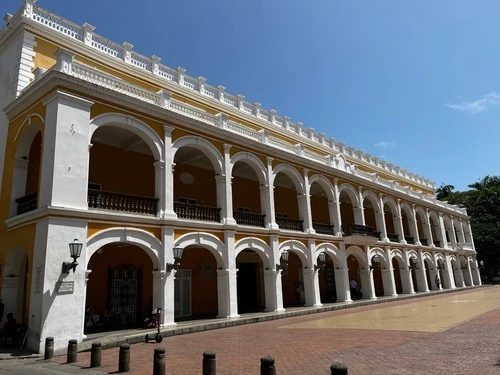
[5,286,500,374]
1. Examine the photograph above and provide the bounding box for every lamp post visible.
[62,239,83,273]
[314,252,326,271]
[276,251,289,273]
[166,246,184,272]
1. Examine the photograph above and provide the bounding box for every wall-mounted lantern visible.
[166,246,184,272]
[62,239,83,273]
[276,251,289,273]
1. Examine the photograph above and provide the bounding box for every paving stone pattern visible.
[44,287,500,374]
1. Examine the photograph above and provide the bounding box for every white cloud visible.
[446,91,500,114]
[374,141,396,149]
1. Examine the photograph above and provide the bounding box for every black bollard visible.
[153,346,166,375]
[330,362,348,375]
[44,337,54,360]
[260,356,276,375]
[203,351,216,375]
[118,343,130,372]
[90,341,102,368]
[67,339,78,363]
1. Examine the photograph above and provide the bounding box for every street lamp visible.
[314,252,326,271]
[276,251,289,273]
[370,254,380,270]
[62,239,83,273]
[166,246,184,272]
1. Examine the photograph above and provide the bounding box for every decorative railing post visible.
[122,42,133,63]
[217,85,225,102]
[253,102,261,117]
[236,94,245,110]
[268,109,276,124]
[23,0,35,18]
[296,121,303,135]
[157,89,171,109]
[176,67,186,85]
[259,129,269,145]
[197,76,207,94]
[81,23,95,46]
[282,116,290,130]
[54,48,74,74]
[215,113,228,129]
[151,55,161,76]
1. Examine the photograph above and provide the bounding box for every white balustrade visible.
[169,100,217,125]
[227,121,260,141]
[31,6,83,41]
[130,52,152,71]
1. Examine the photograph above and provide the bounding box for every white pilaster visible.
[301,169,314,234]
[40,90,93,210]
[222,144,236,225]
[265,158,279,230]
[219,231,238,317]
[382,248,397,296]
[332,178,342,236]
[270,235,284,311]
[162,125,177,219]
[162,227,176,326]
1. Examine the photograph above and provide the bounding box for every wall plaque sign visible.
[56,281,74,294]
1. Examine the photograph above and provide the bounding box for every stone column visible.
[378,194,389,242]
[302,169,314,234]
[265,158,279,230]
[162,227,177,326]
[270,235,284,311]
[222,144,236,225]
[332,178,343,236]
[394,200,405,243]
[360,269,376,299]
[411,205,421,245]
[152,271,165,318]
[162,125,177,219]
[416,251,429,292]
[336,243,351,302]
[425,209,434,247]
[381,248,397,296]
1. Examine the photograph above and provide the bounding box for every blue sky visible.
[2,1,500,192]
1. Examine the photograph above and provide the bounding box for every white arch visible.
[390,248,405,264]
[345,245,368,268]
[90,113,163,161]
[309,174,335,201]
[234,237,272,269]
[315,243,342,265]
[86,227,162,269]
[174,232,225,267]
[382,196,398,215]
[415,206,427,223]
[400,202,414,220]
[338,183,359,207]
[369,247,389,268]
[172,135,223,175]
[279,240,309,264]
[14,113,44,158]
[362,190,381,211]
[230,152,267,185]
[422,252,434,267]
[271,164,305,194]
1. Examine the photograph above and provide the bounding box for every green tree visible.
[443,176,500,279]
[436,184,455,200]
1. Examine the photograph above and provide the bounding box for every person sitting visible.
[1,313,18,346]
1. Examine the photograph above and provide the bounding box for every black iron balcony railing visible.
[313,222,335,235]
[276,217,303,231]
[387,233,400,242]
[404,236,415,244]
[433,240,441,247]
[234,211,265,227]
[15,192,37,215]
[420,238,428,246]
[174,202,220,223]
[342,224,381,239]
[88,189,158,215]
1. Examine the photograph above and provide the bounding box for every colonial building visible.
[0,1,481,353]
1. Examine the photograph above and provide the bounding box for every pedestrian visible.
[350,278,358,300]
[435,275,441,290]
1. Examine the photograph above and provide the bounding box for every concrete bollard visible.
[118,343,130,372]
[67,339,78,363]
[330,362,348,374]
[260,356,276,375]
[153,346,166,375]
[44,337,54,360]
[90,341,102,368]
[202,351,216,375]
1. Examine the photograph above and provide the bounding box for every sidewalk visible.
[0,286,482,359]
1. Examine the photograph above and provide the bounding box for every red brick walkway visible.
[52,287,500,374]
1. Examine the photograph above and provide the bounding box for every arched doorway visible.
[281,252,304,307]
[86,243,154,332]
[392,257,403,294]
[176,246,218,319]
[424,259,434,290]
[318,255,337,303]
[236,250,265,313]
[347,254,362,299]
[232,160,265,228]
[273,171,303,231]
[371,254,384,297]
